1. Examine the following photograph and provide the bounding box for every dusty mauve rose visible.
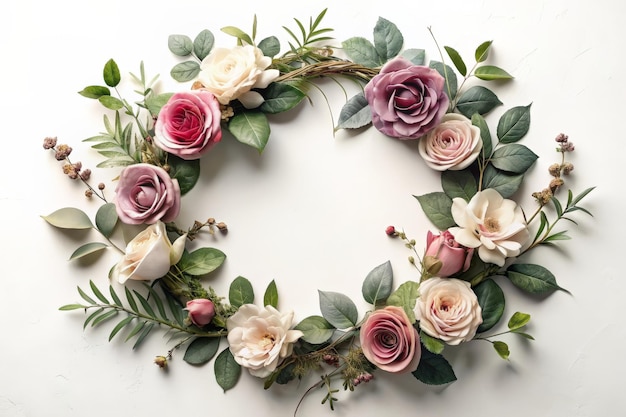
[418,113,482,170]
[424,230,474,277]
[197,45,279,109]
[359,306,421,373]
[364,57,449,139]
[414,277,482,345]
[185,299,215,327]
[114,163,181,225]
[111,221,186,284]
[227,304,303,378]
[154,90,222,160]
[449,189,530,267]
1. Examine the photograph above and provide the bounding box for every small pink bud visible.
[385,226,396,236]
[185,299,215,327]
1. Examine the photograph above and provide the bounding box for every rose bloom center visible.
[482,216,501,233]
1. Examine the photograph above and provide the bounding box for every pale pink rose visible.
[359,306,421,373]
[227,304,303,378]
[154,90,222,160]
[364,57,449,139]
[414,277,482,345]
[197,45,279,109]
[424,230,474,277]
[449,189,529,267]
[111,221,186,284]
[418,113,482,170]
[185,299,215,327]
[114,163,181,225]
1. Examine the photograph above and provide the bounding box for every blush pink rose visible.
[185,299,216,327]
[114,163,181,225]
[154,90,222,160]
[424,230,474,277]
[364,57,449,139]
[418,113,482,171]
[359,306,421,373]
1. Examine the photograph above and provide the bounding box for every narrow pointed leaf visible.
[475,65,513,81]
[133,322,155,349]
[69,242,108,260]
[506,264,566,294]
[78,85,111,99]
[444,46,467,76]
[263,280,279,308]
[144,284,168,321]
[92,310,118,327]
[59,304,88,311]
[78,286,96,304]
[125,321,147,342]
[474,279,505,333]
[133,290,156,317]
[109,286,123,307]
[109,316,134,341]
[83,307,104,329]
[90,280,109,304]
[475,40,493,62]
[125,286,139,313]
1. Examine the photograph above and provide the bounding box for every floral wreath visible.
[42,9,594,413]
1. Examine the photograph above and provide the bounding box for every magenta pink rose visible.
[114,163,181,225]
[154,90,222,160]
[359,306,421,373]
[424,230,474,277]
[364,57,449,139]
[185,299,216,327]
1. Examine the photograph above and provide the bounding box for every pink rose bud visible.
[424,230,473,277]
[385,226,396,236]
[185,299,215,327]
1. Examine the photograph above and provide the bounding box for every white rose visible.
[197,45,279,109]
[111,221,186,284]
[227,304,303,378]
[414,277,482,345]
[449,189,529,267]
[418,113,482,171]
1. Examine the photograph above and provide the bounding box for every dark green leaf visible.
[472,113,492,158]
[103,59,121,87]
[163,288,185,326]
[362,260,393,305]
[215,348,241,391]
[258,36,280,58]
[83,307,104,329]
[260,82,306,114]
[228,111,270,153]
[69,242,108,260]
[493,341,510,359]
[144,284,168,321]
[341,37,381,68]
[508,312,531,331]
[414,192,455,230]
[78,85,111,99]
[441,169,478,201]
[91,309,118,327]
[474,279,505,333]
[386,280,420,322]
[90,280,109,304]
[475,65,514,81]
[490,144,538,174]
[168,34,194,56]
[178,247,226,276]
[229,276,255,308]
[294,315,335,344]
[481,165,524,198]
[133,290,156,317]
[336,92,372,130]
[109,286,123,307]
[125,320,146,342]
[170,61,201,82]
[95,202,118,237]
[124,287,139,313]
[455,86,502,118]
[420,331,445,354]
[373,17,403,62]
[133,322,155,349]
[41,207,93,230]
[318,290,358,329]
[263,280,279,308]
[429,61,458,100]
[401,48,426,65]
[475,40,493,63]
[193,30,214,60]
[109,316,134,341]
[444,46,467,76]
[78,286,96,305]
[570,186,596,207]
[506,264,566,294]
[184,337,221,365]
[497,104,531,144]
[167,155,200,195]
[412,348,457,385]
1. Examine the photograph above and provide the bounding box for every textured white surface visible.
[0,1,620,416]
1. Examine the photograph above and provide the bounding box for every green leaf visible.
[386,280,420,322]
[373,17,403,62]
[414,192,455,230]
[455,86,502,118]
[444,46,467,76]
[260,82,306,114]
[99,96,124,110]
[493,341,510,360]
[429,61,458,100]
[125,286,139,313]
[69,242,108,260]
[490,144,538,174]
[133,322,155,349]
[401,48,426,65]
[83,307,104,328]
[109,286,123,307]
[91,309,118,327]
[109,316,134,341]
[133,290,156,317]
[506,264,566,294]
[294,315,335,344]
[221,26,254,46]
[497,104,532,144]
[170,61,201,82]
[178,247,226,276]
[474,279,505,333]
[168,34,194,56]
[472,113,492,158]
[318,290,358,329]
[214,348,241,392]
[59,304,88,311]
[163,288,185,326]
[412,348,457,385]
[441,169,478,201]
[229,276,255,308]
[78,85,111,99]
[336,92,372,130]
[95,202,118,237]
[361,260,393,305]
[77,286,96,305]
[263,280,279,308]
[143,283,168,321]
[341,37,381,68]
[475,65,514,81]
[420,331,445,354]
[258,36,280,58]
[481,165,524,199]
[193,30,215,60]
[42,207,93,229]
[90,280,109,304]
[144,92,174,117]
[184,337,221,365]
[103,59,121,87]
[167,155,200,195]
[508,312,531,331]
[228,111,270,153]
[475,40,493,63]
[125,321,146,342]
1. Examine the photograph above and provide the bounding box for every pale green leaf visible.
[294,315,335,344]
[228,111,270,153]
[336,92,372,130]
[263,280,279,308]
[69,242,108,260]
[95,202,118,237]
[361,260,393,305]
[318,290,358,329]
[42,207,93,230]
[178,247,226,276]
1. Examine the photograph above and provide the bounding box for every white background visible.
[0,1,621,416]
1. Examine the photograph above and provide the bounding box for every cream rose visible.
[415,277,482,345]
[418,113,482,171]
[449,189,530,267]
[197,45,279,109]
[111,221,186,284]
[226,304,303,378]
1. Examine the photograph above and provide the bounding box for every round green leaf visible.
[229,276,254,308]
[414,192,455,230]
[170,61,200,82]
[183,337,220,365]
[78,85,111,99]
[168,34,193,56]
[103,59,121,87]
[227,111,270,153]
[42,207,93,229]
[258,35,280,58]
[455,85,502,118]
[167,155,200,195]
[193,30,214,61]
[294,315,335,344]
[490,144,538,174]
[98,96,124,110]
[474,279,505,333]
[95,202,118,237]
[260,82,307,114]
[386,280,420,322]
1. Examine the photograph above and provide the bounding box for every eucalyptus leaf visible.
[373,17,403,62]
[475,65,514,81]
[144,92,174,117]
[260,82,306,114]
[318,290,358,329]
[167,155,200,195]
[412,348,457,385]
[78,85,111,99]
[362,260,393,305]
[193,30,215,60]
[228,111,270,153]
[258,36,280,58]
[336,92,372,130]
[455,86,502,118]
[69,242,109,261]
[178,247,226,276]
[441,169,478,201]
[414,192,455,230]
[401,48,426,65]
[263,280,279,308]
[386,280,419,322]
[215,348,241,392]
[170,61,201,82]
[481,165,524,198]
[294,315,335,344]
[474,279,505,333]
[497,104,532,144]
[168,34,194,56]
[42,207,94,230]
[506,264,566,294]
[341,37,381,68]
[490,143,538,174]
[103,59,121,87]
[229,276,255,308]
[184,337,220,365]
[95,202,118,237]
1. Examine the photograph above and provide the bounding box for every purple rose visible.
[154,90,222,160]
[114,163,181,225]
[424,230,473,277]
[364,57,449,139]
